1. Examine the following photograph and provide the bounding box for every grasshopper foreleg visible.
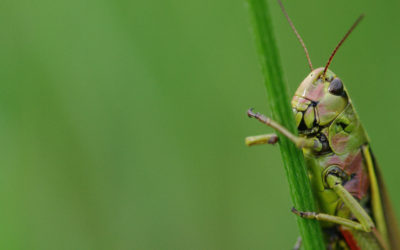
[245,133,278,146]
[247,108,322,151]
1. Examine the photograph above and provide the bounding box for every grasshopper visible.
[246,1,400,249]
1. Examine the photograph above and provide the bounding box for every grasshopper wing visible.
[368,148,400,249]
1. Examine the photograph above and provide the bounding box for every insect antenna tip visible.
[323,14,365,77]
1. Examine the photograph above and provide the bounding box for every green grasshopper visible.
[246,1,400,249]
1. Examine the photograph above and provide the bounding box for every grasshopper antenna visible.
[323,14,365,78]
[277,0,313,71]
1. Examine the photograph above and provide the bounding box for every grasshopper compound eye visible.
[328,78,344,96]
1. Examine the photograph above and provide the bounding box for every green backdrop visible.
[0,0,399,249]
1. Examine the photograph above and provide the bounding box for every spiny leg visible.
[247,108,322,151]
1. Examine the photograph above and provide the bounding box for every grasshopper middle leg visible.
[292,174,375,233]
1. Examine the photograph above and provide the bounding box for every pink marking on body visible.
[324,151,369,200]
[304,83,325,101]
[331,132,348,153]
[326,154,346,167]
[343,152,369,200]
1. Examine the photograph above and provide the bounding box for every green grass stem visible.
[246,0,325,249]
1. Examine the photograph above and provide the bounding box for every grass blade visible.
[245,0,325,249]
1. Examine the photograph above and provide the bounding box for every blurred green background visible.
[0,0,399,249]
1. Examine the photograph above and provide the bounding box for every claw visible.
[291,207,300,216]
[247,108,256,118]
[292,207,306,217]
[291,207,316,219]
[291,207,306,217]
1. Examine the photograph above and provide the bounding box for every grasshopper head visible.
[282,11,363,137]
[292,67,348,135]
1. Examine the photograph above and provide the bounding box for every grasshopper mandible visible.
[246,1,400,249]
